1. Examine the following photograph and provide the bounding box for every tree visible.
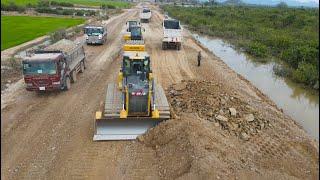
[277,1,288,8]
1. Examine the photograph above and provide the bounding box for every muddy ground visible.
[1,4,319,180]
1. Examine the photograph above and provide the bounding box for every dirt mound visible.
[167,80,271,141]
[137,80,318,180]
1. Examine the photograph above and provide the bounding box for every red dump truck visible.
[22,39,86,91]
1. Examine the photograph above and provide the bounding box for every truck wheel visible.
[71,71,77,83]
[162,43,166,50]
[64,77,71,91]
[80,62,85,73]
[177,43,181,51]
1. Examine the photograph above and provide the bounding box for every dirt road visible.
[1,4,318,180]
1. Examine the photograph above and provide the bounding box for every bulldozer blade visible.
[93,118,163,141]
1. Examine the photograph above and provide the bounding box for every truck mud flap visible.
[93,118,164,141]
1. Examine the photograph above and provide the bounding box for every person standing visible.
[197,51,202,67]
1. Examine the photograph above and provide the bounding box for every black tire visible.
[79,62,85,73]
[71,71,77,83]
[177,43,181,51]
[64,76,71,91]
[162,42,166,50]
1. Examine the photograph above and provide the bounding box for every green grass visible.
[1,0,38,6]
[1,0,131,8]
[163,5,319,89]
[57,0,131,8]
[1,16,85,50]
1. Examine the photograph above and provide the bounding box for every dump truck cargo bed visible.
[93,83,170,141]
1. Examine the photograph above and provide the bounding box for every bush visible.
[86,10,96,16]
[61,9,73,15]
[246,42,268,58]
[162,5,319,88]
[101,4,116,9]
[292,62,319,86]
[51,1,74,7]
[107,4,116,9]
[8,57,21,71]
[74,26,82,33]
[1,2,26,12]
[273,64,292,77]
[38,0,50,7]
[35,7,58,14]
[76,11,84,16]
[50,29,67,43]
[26,3,36,8]
[281,45,318,69]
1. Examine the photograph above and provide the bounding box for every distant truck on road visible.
[84,25,107,45]
[22,39,86,92]
[140,8,151,23]
[162,18,182,50]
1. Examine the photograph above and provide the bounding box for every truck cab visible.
[162,19,182,50]
[140,8,151,23]
[22,39,86,92]
[84,25,107,45]
[22,51,67,91]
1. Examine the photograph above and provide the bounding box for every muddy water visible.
[194,35,319,140]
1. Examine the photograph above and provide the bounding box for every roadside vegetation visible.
[163,5,319,89]
[1,0,131,8]
[1,16,84,50]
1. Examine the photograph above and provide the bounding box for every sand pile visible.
[167,80,272,141]
[136,80,318,180]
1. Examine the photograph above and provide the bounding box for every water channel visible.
[194,34,319,140]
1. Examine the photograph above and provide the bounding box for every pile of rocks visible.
[167,80,271,141]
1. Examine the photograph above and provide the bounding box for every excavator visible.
[93,22,170,141]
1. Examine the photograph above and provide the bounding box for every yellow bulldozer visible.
[93,24,170,141]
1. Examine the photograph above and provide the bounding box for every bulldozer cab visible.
[122,54,150,77]
[126,20,140,30]
[130,25,143,40]
[121,53,151,116]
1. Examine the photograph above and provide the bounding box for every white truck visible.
[162,18,182,50]
[84,25,107,45]
[139,8,151,23]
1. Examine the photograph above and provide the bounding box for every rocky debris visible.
[240,132,250,141]
[1,65,12,70]
[244,114,255,122]
[229,108,237,116]
[214,122,220,127]
[216,115,228,122]
[172,82,187,91]
[167,80,271,141]
[137,135,145,142]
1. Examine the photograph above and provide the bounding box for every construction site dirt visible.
[1,4,318,180]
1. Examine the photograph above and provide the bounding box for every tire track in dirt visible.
[144,9,195,88]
